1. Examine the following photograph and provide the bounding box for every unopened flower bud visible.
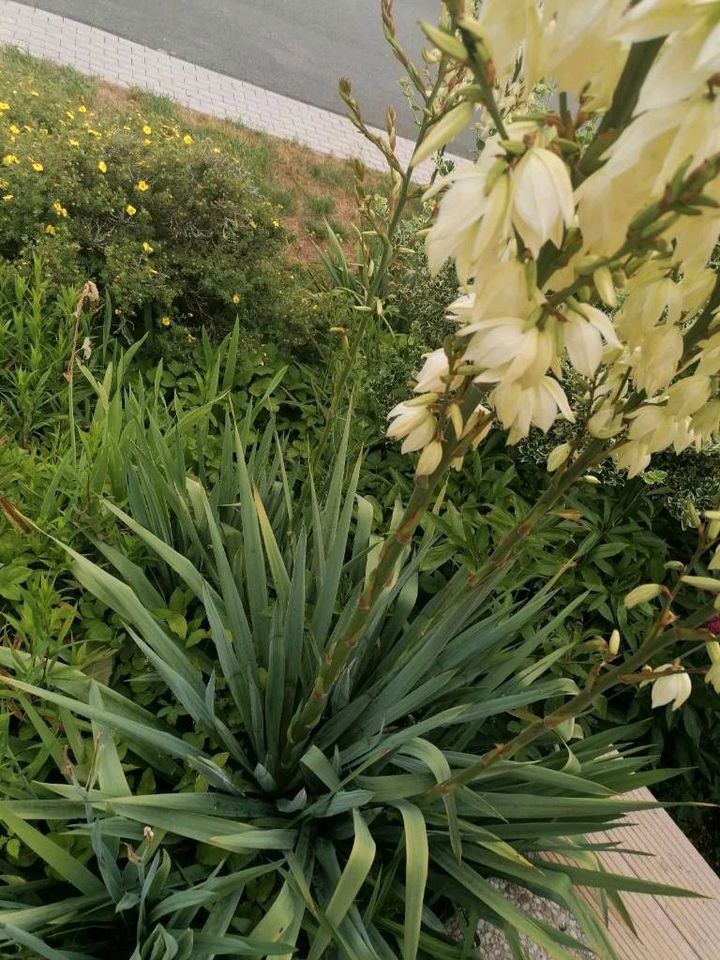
[547,442,571,472]
[608,629,620,657]
[681,575,720,594]
[593,266,617,308]
[416,440,443,477]
[449,404,464,439]
[411,102,474,167]
[624,583,662,608]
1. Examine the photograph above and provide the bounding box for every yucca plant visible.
[0,413,697,960]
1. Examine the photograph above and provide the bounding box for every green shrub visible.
[0,49,327,350]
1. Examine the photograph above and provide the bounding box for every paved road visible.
[15,0,456,143]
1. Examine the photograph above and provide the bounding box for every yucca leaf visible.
[312,454,362,649]
[100,499,205,598]
[188,932,292,956]
[248,880,305,958]
[402,739,461,861]
[0,893,109,933]
[0,805,103,896]
[539,859,704,898]
[321,408,352,552]
[434,848,579,960]
[307,810,376,960]
[300,744,341,790]
[394,801,429,960]
[89,536,165,610]
[0,923,95,960]
[152,864,281,922]
[89,681,131,798]
[99,800,295,851]
[233,428,270,657]
[253,484,291,607]
[202,503,265,758]
[284,530,308,692]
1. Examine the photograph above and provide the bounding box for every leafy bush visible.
[0,419,688,960]
[0,49,329,350]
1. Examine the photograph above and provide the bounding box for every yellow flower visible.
[160,315,171,328]
[182,134,193,145]
[52,201,68,218]
[212,147,221,154]
[66,110,74,120]
[142,241,154,254]
[142,125,152,135]
[78,104,87,113]
[9,124,19,135]
[98,160,107,174]
[0,102,9,111]
[272,219,280,228]
[88,129,102,139]
[31,160,44,172]
[2,194,13,202]
[137,180,150,192]
[126,204,137,216]
[143,138,151,146]
[186,332,196,343]
[232,293,241,304]
[2,154,19,166]
[69,138,80,147]
[30,90,39,97]
[44,224,56,235]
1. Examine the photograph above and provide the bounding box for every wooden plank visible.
[578,788,720,958]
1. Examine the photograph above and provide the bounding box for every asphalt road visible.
[17,0,461,144]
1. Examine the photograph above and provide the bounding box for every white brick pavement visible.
[0,0,463,181]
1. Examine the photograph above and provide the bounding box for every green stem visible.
[428,535,707,800]
[283,387,487,766]
[310,69,448,475]
[578,38,663,179]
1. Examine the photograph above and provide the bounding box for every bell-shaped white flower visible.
[650,666,692,711]
[691,399,720,442]
[413,349,459,395]
[588,404,625,439]
[426,163,511,281]
[461,318,556,387]
[634,15,720,114]
[631,323,684,396]
[492,375,574,444]
[614,440,652,478]
[666,376,711,419]
[510,147,575,257]
[560,303,621,378]
[387,402,437,454]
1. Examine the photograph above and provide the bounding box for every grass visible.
[1,47,390,263]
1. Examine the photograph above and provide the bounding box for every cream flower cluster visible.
[389,0,720,479]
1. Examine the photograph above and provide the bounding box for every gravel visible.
[450,878,589,959]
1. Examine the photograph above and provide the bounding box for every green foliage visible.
[0,48,327,351]
[0,419,690,960]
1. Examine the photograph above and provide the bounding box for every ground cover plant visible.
[2,1,720,958]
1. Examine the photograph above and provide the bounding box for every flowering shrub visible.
[0,51,313,344]
[5,4,720,958]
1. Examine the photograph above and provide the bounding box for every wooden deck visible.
[583,788,720,958]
